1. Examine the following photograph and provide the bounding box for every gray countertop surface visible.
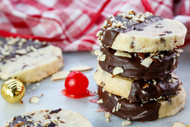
[0,44,190,127]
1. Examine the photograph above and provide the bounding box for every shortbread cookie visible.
[94,66,180,103]
[5,108,92,127]
[98,85,186,121]
[98,48,181,79]
[0,38,63,83]
[97,11,187,52]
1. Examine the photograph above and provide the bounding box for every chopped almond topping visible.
[14,122,25,127]
[113,67,124,75]
[99,54,106,61]
[141,57,153,68]
[107,19,112,27]
[127,10,136,15]
[114,51,132,58]
[97,99,103,104]
[143,83,149,89]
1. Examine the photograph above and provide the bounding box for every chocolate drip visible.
[128,73,180,103]
[98,86,161,121]
[101,15,163,47]
[0,37,48,63]
[99,48,178,80]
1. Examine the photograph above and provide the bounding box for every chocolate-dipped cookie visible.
[97,11,186,52]
[5,108,92,127]
[98,48,181,80]
[98,86,186,121]
[94,66,180,103]
[0,37,63,83]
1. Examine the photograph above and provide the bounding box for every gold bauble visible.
[1,78,25,103]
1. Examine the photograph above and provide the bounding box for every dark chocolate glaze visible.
[98,86,161,121]
[99,48,178,80]
[101,30,119,47]
[101,15,163,47]
[128,73,180,103]
[0,37,48,63]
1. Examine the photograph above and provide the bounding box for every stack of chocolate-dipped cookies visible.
[94,11,187,121]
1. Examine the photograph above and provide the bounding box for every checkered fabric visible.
[0,0,189,51]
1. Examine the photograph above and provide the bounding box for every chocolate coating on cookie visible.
[97,12,163,47]
[98,86,161,121]
[99,48,179,79]
[0,37,48,63]
[128,73,180,103]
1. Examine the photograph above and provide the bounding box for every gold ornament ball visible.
[1,78,25,103]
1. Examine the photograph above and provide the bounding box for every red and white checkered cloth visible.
[0,0,190,51]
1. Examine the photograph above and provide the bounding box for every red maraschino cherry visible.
[62,71,94,98]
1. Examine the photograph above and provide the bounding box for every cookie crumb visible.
[172,122,186,127]
[29,96,40,104]
[122,120,132,126]
[104,112,111,118]
[36,83,40,86]
[106,117,110,122]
